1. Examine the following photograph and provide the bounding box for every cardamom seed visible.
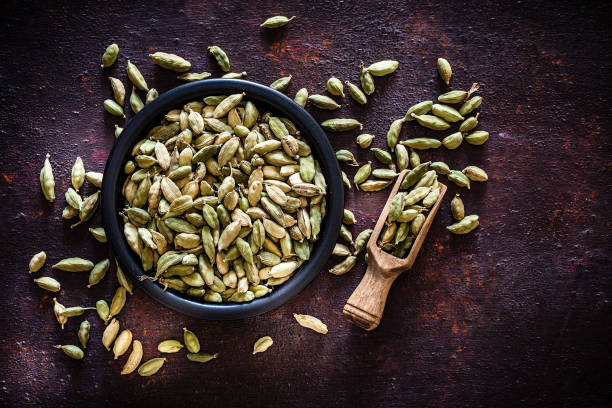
[442,132,463,150]
[464,130,489,145]
[308,94,341,110]
[386,118,404,151]
[87,259,110,288]
[104,99,125,117]
[149,51,191,72]
[359,61,375,95]
[410,113,450,130]
[371,147,393,164]
[208,45,230,71]
[448,170,471,189]
[356,133,374,148]
[329,256,357,275]
[293,313,328,334]
[260,15,296,28]
[437,57,452,85]
[178,72,212,82]
[447,214,479,234]
[320,118,362,132]
[459,96,482,116]
[187,352,219,363]
[432,103,464,122]
[101,43,119,68]
[430,161,451,175]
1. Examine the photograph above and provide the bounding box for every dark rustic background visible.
[1,0,611,406]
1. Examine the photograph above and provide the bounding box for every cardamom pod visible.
[260,15,296,28]
[121,340,143,375]
[96,299,110,324]
[404,100,433,120]
[459,113,479,133]
[221,71,247,78]
[437,57,452,85]
[409,148,420,169]
[410,113,450,130]
[253,336,274,354]
[104,99,125,117]
[109,77,126,105]
[447,214,479,234]
[442,132,463,150]
[345,81,367,104]
[320,118,362,132]
[359,179,392,191]
[371,148,393,164]
[386,118,404,151]
[326,77,344,97]
[85,171,103,188]
[113,329,133,359]
[178,72,212,82]
[336,149,358,165]
[33,276,61,292]
[29,251,47,273]
[52,257,94,272]
[87,259,110,288]
[293,313,328,334]
[450,194,465,221]
[146,88,158,104]
[54,344,84,360]
[329,256,357,275]
[308,94,341,110]
[366,60,399,76]
[354,229,373,255]
[353,162,372,188]
[208,45,230,71]
[438,90,467,104]
[359,61,375,95]
[187,352,219,362]
[102,318,120,350]
[270,75,292,92]
[400,138,441,150]
[78,320,90,349]
[333,243,351,256]
[372,169,397,179]
[430,161,451,175]
[110,287,127,317]
[130,87,144,113]
[459,96,482,116]
[149,51,191,72]
[341,171,351,189]
[127,60,148,91]
[462,166,488,181]
[40,153,55,202]
[101,43,119,68]
[356,133,374,148]
[395,144,409,171]
[448,170,471,189]
[183,327,200,353]
[432,103,464,122]
[294,88,308,107]
[138,357,166,376]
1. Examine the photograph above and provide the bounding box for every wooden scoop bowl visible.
[343,169,447,331]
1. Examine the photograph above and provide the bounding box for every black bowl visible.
[101,79,343,320]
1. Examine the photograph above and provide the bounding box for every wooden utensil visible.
[343,169,447,331]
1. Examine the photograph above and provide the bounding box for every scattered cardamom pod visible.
[447,214,479,234]
[294,88,308,107]
[464,130,489,145]
[462,166,488,181]
[183,327,200,353]
[130,86,144,114]
[356,133,374,148]
[121,340,143,375]
[345,81,367,104]
[102,318,120,350]
[146,88,158,104]
[78,320,90,349]
[371,148,393,164]
[359,61,375,95]
[448,170,471,189]
[208,45,230,72]
[459,96,482,116]
[432,103,464,122]
[178,72,212,82]
[33,276,61,292]
[109,77,126,105]
[158,339,184,353]
[437,57,452,85]
[101,43,119,68]
[404,100,433,121]
[329,256,357,275]
[187,352,218,363]
[54,344,84,360]
[354,162,372,188]
[88,259,110,288]
[430,161,451,175]
[52,257,94,272]
[138,357,166,376]
[293,313,328,334]
[326,77,344,97]
[29,251,47,274]
[320,118,362,132]
[149,51,191,72]
[450,194,465,221]
[336,149,358,165]
[270,75,292,92]
[386,118,404,151]
[442,132,463,150]
[260,15,296,28]
[308,94,341,110]
[253,336,274,354]
[400,138,441,150]
[366,60,399,76]
[104,99,125,117]
[126,60,148,91]
[40,153,55,202]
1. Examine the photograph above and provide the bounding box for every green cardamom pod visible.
[208,45,230,71]
[127,60,148,91]
[178,72,212,82]
[459,96,482,116]
[450,194,465,221]
[104,99,125,117]
[359,179,392,191]
[442,132,463,150]
[447,214,479,234]
[109,77,126,105]
[88,259,110,288]
[89,227,107,243]
[410,113,450,130]
[270,75,292,92]
[356,133,374,148]
[130,87,144,114]
[386,118,404,151]
[294,88,308,107]
[448,170,471,189]
[326,77,344,97]
[430,161,451,175]
[183,327,201,353]
[146,88,159,104]
[459,113,479,133]
[78,320,90,349]
[320,118,362,132]
[65,188,82,211]
[409,148,420,169]
[371,148,393,164]
[437,57,452,85]
[432,103,464,122]
[341,171,351,189]
[353,162,372,188]
[101,43,119,68]
[464,130,489,145]
[96,299,110,324]
[149,51,191,72]
[353,229,373,255]
[260,15,296,28]
[438,90,467,104]
[336,149,358,165]
[187,352,219,362]
[253,336,273,354]
[400,138,441,150]
[329,256,357,275]
[345,81,367,105]
[53,257,94,272]
[388,193,404,222]
[404,100,433,121]
[395,144,409,171]
[308,94,341,110]
[115,125,123,139]
[33,276,61,292]
[54,344,84,360]
[221,71,247,78]
[110,287,127,317]
[359,61,375,95]
[462,166,488,181]
[366,60,399,76]
[400,161,431,189]
[372,169,397,179]
[71,157,85,191]
[138,357,166,376]
[339,224,353,244]
[343,209,356,225]
[29,251,47,273]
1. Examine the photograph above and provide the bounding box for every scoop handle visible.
[342,260,398,331]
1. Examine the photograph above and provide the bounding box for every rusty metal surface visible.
[1,0,611,406]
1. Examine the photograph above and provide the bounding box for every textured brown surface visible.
[1,0,611,406]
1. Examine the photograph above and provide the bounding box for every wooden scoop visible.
[343,169,447,331]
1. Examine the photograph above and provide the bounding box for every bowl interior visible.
[101,79,343,320]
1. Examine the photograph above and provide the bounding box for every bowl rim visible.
[101,79,343,320]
